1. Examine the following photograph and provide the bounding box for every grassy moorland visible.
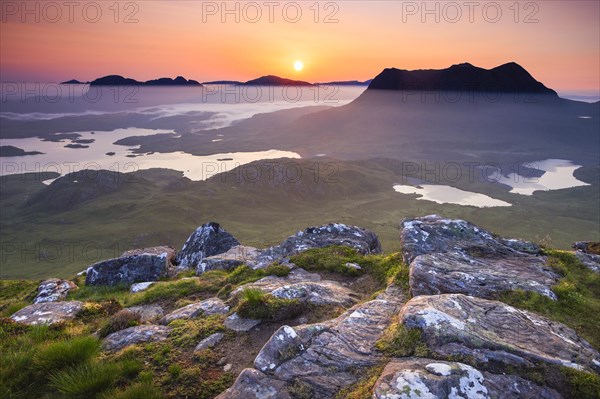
[0,158,598,279]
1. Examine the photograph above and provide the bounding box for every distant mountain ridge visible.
[367,62,557,95]
[89,75,201,86]
[240,75,313,86]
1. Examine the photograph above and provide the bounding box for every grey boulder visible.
[85,253,171,286]
[11,301,84,325]
[102,325,171,351]
[176,222,240,269]
[399,294,600,373]
[232,268,358,307]
[373,358,563,399]
[33,278,78,303]
[277,223,382,256]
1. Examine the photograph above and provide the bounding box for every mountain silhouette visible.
[90,75,201,86]
[367,62,557,95]
[241,75,313,86]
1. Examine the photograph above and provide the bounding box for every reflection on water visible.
[0,128,300,182]
[497,159,589,195]
[393,184,511,207]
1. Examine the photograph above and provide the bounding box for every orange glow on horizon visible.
[0,1,598,92]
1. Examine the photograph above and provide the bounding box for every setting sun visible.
[293,60,304,72]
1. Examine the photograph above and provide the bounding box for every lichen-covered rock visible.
[232,269,357,307]
[197,245,261,274]
[33,278,78,303]
[160,298,229,324]
[194,332,225,352]
[176,222,240,269]
[217,285,405,399]
[373,358,563,399]
[224,313,261,332]
[11,301,84,325]
[400,215,540,264]
[102,325,171,351]
[125,304,164,322]
[410,251,559,299]
[121,246,176,263]
[85,253,171,286]
[277,223,382,256]
[399,294,600,373]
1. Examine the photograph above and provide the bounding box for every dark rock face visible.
[33,279,78,303]
[277,223,382,256]
[373,358,563,399]
[85,253,171,286]
[217,286,405,399]
[400,215,540,264]
[410,251,559,299]
[399,294,600,373]
[11,301,84,325]
[176,222,240,269]
[102,325,171,351]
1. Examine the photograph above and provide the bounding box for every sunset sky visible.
[1,1,599,92]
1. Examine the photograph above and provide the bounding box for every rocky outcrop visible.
[231,268,358,307]
[11,301,84,325]
[102,325,171,351]
[194,332,225,352]
[217,285,405,399]
[176,222,240,269]
[400,215,540,264]
[194,224,382,275]
[198,245,261,273]
[410,251,559,299]
[399,294,600,373]
[85,253,171,286]
[572,241,600,273]
[373,358,563,399]
[277,223,382,256]
[121,246,176,263]
[159,298,229,325]
[33,279,78,303]
[400,215,557,299]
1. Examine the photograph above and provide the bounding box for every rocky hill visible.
[1,216,599,398]
[366,62,557,95]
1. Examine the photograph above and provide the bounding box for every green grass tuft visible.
[375,323,429,358]
[34,336,100,372]
[49,362,120,397]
